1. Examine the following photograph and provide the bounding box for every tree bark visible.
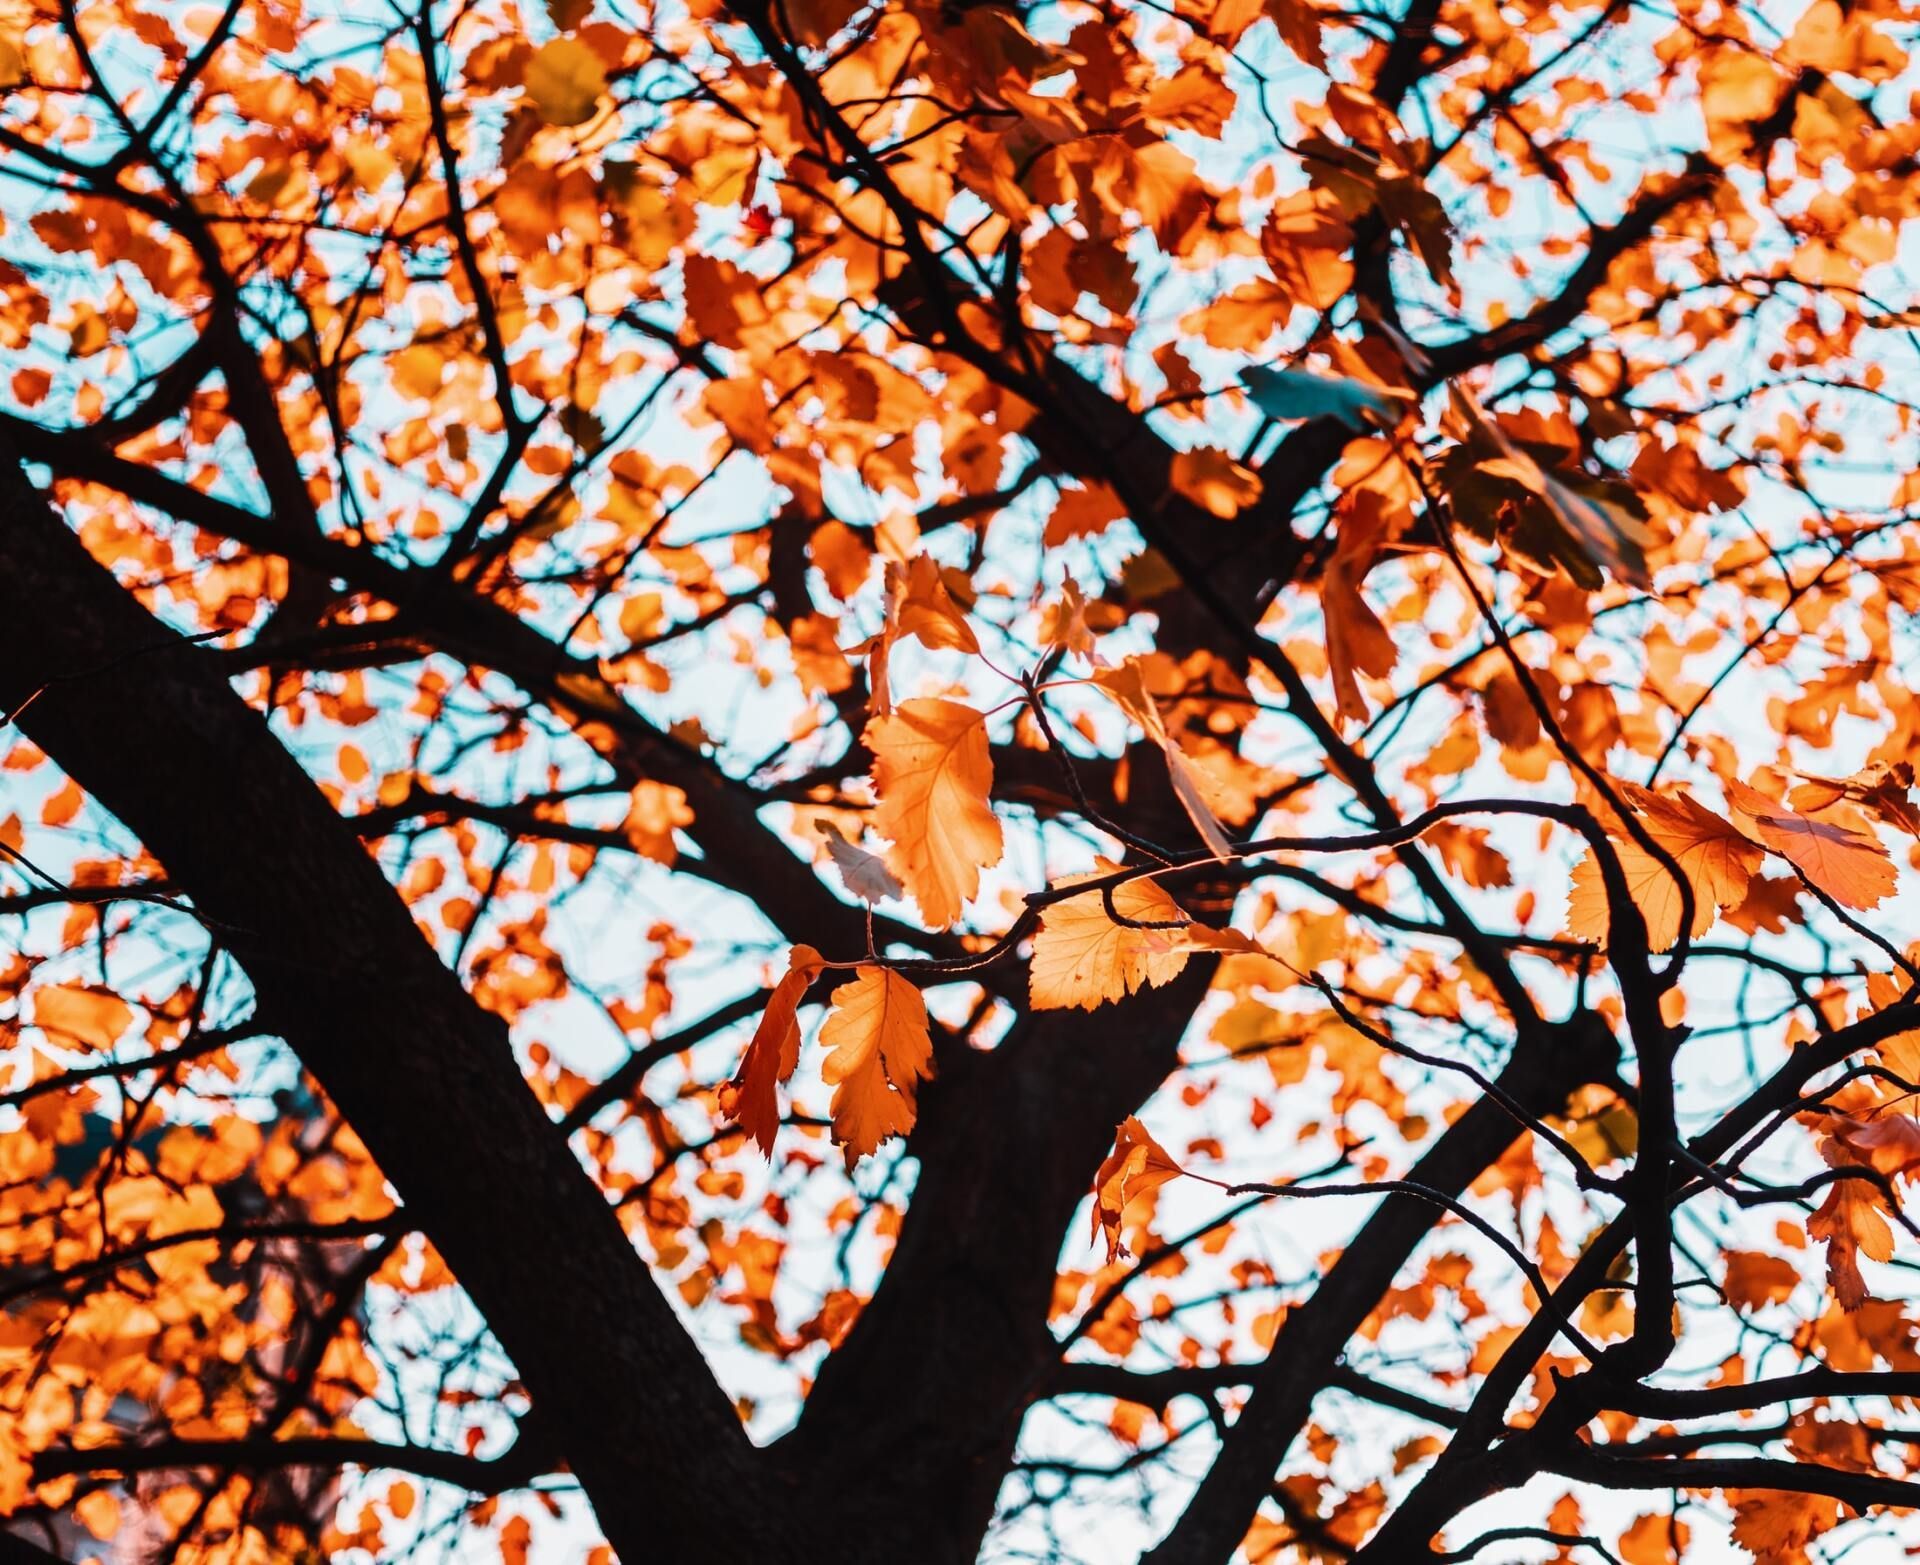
[0,454,802,1564]
[787,965,1215,1557]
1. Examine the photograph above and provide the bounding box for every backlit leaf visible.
[819,965,933,1166]
[1566,785,1764,951]
[1169,447,1261,519]
[1091,1116,1189,1262]
[892,554,979,655]
[1808,1176,1894,1311]
[1031,861,1190,1011]
[867,698,1004,928]
[33,985,133,1053]
[1728,778,1896,911]
[723,944,825,1157]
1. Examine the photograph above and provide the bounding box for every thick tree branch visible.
[0,453,802,1562]
[32,1430,554,1497]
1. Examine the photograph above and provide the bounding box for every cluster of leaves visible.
[5,0,1920,1561]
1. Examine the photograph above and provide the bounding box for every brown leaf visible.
[1091,1116,1188,1262]
[525,37,607,126]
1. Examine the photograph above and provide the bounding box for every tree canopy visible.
[4,0,1920,1561]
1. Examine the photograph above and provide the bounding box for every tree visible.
[2,0,1920,1560]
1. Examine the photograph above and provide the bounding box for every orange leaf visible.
[524,37,607,127]
[41,778,82,827]
[1808,1176,1894,1311]
[1091,659,1233,859]
[1794,761,1920,837]
[33,984,133,1052]
[1038,574,1099,659]
[1728,778,1896,910]
[1565,786,1763,952]
[1168,446,1261,519]
[73,1489,120,1542]
[1823,1113,1920,1179]
[1091,1117,1188,1262]
[819,965,933,1166]
[1721,1250,1800,1312]
[1044,480,1126,547]
[724,945,824,1158]
[1619,1512,1688,1565]
[867,697,1004,928]
[810,520,873,600]
[1169,922,1269,957]
[1030,861,1190,1011]
[892,554,979,655]
[1322,492,1399,724]
[683,254,768,352]
[1728,1489,1841,1562]
[1698,49,1787,138]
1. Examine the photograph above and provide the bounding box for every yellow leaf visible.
[867,698,1004,928]
[1553,1097,1639,1169]
[1030,861,1190,1011]
[723,945,825,1158]
[819,965,933,1165]
[525,37,608,127]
